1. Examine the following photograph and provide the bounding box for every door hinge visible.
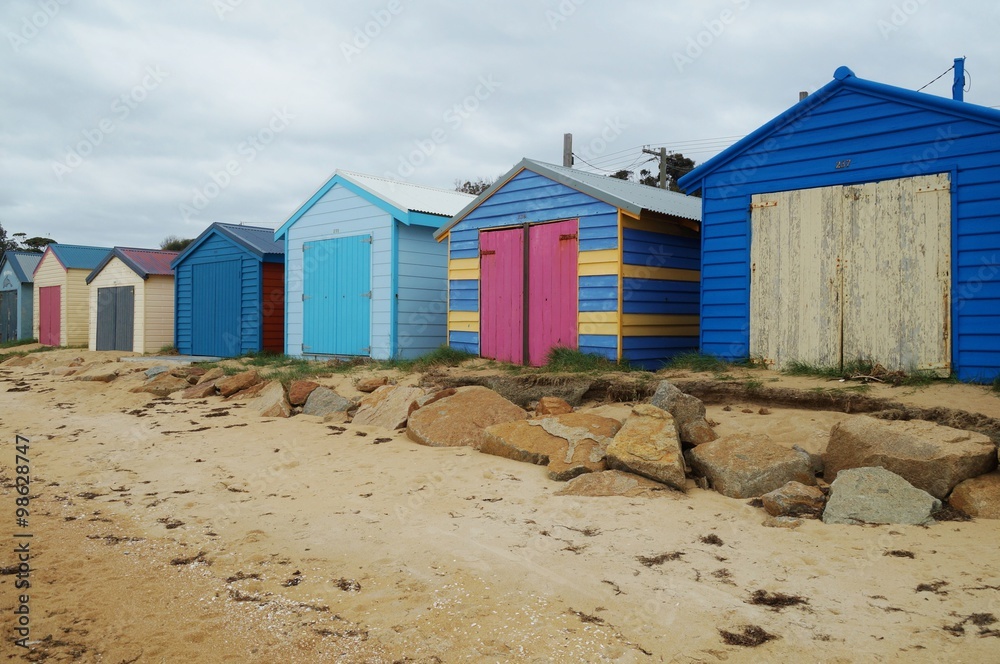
[480,249,495,256]
[362,236,373,244]
[559,233,578,241]
[302,344,311,351]
[302,294,311,301]
[750,200,778,209]
[361,291,372,298]
[361,346,371,354]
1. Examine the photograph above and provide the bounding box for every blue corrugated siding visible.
[579,334,617,360]
[447,170,618,260]
[449,279,478,312]
[623,279,699,315]
[174,232,264,357]
[449,330,479,354]
[696,86,1000,381]
[396,222,448,358]
[622,228,700,271]
[303,235,372,356]
[622,336,699,370]
[579,275,617,312]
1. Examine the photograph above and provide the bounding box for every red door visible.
[479,227,524,364]
[39,285,61,346]
[479,220,579,366]
[528,220,578,365]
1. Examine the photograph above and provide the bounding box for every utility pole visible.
[563,133,573,167]
[641,146,669,189]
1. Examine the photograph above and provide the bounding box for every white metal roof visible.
[337,170,476,217]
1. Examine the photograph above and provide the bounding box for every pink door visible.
[479,227,524,364]
[528,220,578,365]
[39,285,61,346]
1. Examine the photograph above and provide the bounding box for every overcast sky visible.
[2,1,997,248]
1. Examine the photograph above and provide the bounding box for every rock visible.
[130,373,190,397]
[762,516,803,529]
[649,380,718,446]
[948,472,1000,519]
[356,376,389,393]
[246,381,291,418]
[323,411,351,424]
[406,386,528,449]
[793,445,824,475]
[761,481,826,518]
[169,366,205,380]
[72,365,119,382]
[217,370,261,398]
[197,367,226,385]
[288,380,320,406]
[1,355,37,367]
[302,387,354,417]
[180,380,220,399]
[408,388,458,416]
[554,470,678,498]
[823,467,941,526]
[481,413,620,481]
[145,365,170,379]
[352,385,426,430]
[606,405,686,490]
[535,396,573,417]
[225,382,268,401]
[50,367,74,376]
[824,416,997,499]
[685,433,815,499]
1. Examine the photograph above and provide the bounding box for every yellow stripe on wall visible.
[578,249,619,276]
[622,313,700,337]
[621,213,699,237]
[448,258,480,281]
[448,310,479,333]
[579,311,619,337]
[622,264,700,282]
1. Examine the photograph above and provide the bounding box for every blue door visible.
[303,235,371,356]
[192,260,242,356]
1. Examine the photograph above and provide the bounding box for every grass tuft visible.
[542,346,631,373]
[0,338,38,350]
[667,351,733,373]
[991,376,1000,394]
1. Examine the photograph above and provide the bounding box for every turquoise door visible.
[303,235,372,356]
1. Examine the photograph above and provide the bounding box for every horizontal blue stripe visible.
[579,334,617,360]
[622,278,701,315]
[449,331,479,355]
[623,337,699,370]
[449,279,479,312]
[579,275,618,312]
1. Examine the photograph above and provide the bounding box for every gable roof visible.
[171,222,285,268]
[435,158,702,240]
[0,251,42,283]
[678,66,1000,194]
[86,247,179,284]
[275,169,476,239]
[35,244,113,274]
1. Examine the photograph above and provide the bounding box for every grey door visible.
[0,290,16,343]
[96,286,135,351]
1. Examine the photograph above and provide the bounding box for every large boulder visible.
[180,380,220,399]
[649,381,718,446]
[686,433,815,499]
[406,386,527,449]
[145,365,170,379]
[72,364,119,383]
[481,413,620,481]
[302,387,354,417]
[535,396,573,417]
[246,381,291,418]
[217,370,261,398]
[352,385,426,430]
[824,416,997,499]
[761,481,826,518]
[131,372,190,397]
[948,472,1000,519]
[554,470,677,498]
[606,405,686,490]
[355,376,389,393]
[823,467,941,526]
[288,380,320,406]
[197,367,226,385]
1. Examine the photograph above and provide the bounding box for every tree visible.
[605,151,698,196]
[160,235,194,251]
[454,176,496,196]
[0,222,53,259]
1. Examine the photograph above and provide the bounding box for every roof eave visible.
[434,160,534,241]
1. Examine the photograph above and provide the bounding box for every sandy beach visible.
[2,348,1000,663]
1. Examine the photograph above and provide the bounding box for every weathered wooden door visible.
[479,220,579,366]
[96,286,135,351]
[0,290,16,342]
[750,173,951,373]
[302,235,372,356]
[479,227,524,364]
[527,220,578,365]
[191,260,241,356]
[38,285,61,346]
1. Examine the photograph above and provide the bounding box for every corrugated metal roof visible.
[335,170,476,216]
[216,223,285,256]
[44,244,113,271]
[0,251,42,283]
[87,247,179,283]
[436,158,701,239]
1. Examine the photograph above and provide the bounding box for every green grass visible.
[157,344,178,355]
[992,376,1000,394]
[666,351,734,373]
[744,379,763,392]
[0,338,38,350]
[783,359,955,387]
[542,346,631,373]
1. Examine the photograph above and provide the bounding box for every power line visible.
[917,65,955,93]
